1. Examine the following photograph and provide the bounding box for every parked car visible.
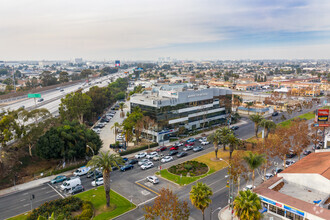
[97,123,105,128]
[146,152,158,159]
[69,185,84,194]
[263,173,274,181]
[87,170,102,178]
[51,175,67,184]
[120,164,134,171]
[161,156,173,163]
[286,152,296,158]
[185,142,194,147]
[303,150,312,155]
[141,161,154,170]
[201,140,210,145]
[169,146,179,151]
[146,176,159,184]
[60,178,81,191]
[186,138,196,143]
[156,146,167,152]
[193,146,204,152]
[275,168,283,174]
[92,128,101,134]
[230,126,239,130]
[91,178,104,186]
[127,159,138,164]
[138,159,151,166]
[168,150,178,156]
[101,118,110,123]
[174,142,184,147]
[183,145,194,151]
[272,112,279,116]
[73,166,91,176]
[135,152,147,159]
[177,151,187,158]
[199,137,207,142]
[244,185,255,191]
[285,160,295,167]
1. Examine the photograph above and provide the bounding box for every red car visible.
[185,142,194,147]
[156,146,167,152]
[169,146,179,151]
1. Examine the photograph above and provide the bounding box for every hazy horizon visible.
[1,0,330,60]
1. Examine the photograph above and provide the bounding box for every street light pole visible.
[87,145,96,186]
[220,158,233,220]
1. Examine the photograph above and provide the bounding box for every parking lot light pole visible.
[87,145,96,186]
[220,158,233,220]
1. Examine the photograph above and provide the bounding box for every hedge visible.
[119,143,158,156]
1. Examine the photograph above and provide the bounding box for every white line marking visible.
[209,177,226,187]
[41,187,47,190]
[20,199,26,202]
[45,190,53,194]
[47,183,64,198]
[22,192,28,195]
[23,204,29,207]
[138,195,158,206]
[213,186,227,194]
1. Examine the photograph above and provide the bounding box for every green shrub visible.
[184,164,192,170]
[119,143,158,156]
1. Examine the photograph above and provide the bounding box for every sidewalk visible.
[218,206,238,220]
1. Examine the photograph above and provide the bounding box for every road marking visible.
[208,177,226,187]
[213,186,227,194]
[41,187,47,190]
[135,182,160,196]
[141,190,150,196]
[20,199,26,202]
[22,192,28,195]
[23,204,29,207]
[137,195,159,207]
[47,183,65,198]
[45,190,53,194]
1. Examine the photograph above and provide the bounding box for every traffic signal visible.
[226,180,229,188]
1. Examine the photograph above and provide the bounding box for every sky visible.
[1,0,330,61]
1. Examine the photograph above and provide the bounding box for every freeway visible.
[0,98,325,219]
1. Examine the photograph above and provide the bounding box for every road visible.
[0,98,326,219]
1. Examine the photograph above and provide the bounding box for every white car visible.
[146,176,159,184]
[141,161,154,170]
[92,128,101,134]
[135,152,147,159]
[138,159,150,166]
[263,173,274,181]
[199,137,207,142]
[91,177,104,186]
[161,156,173,163]
[146,152,158,159]
[285,160,295,167]
[244,185,255,191]
[153,156,160,161]
[183,145,194,151]
[201,141,210,145]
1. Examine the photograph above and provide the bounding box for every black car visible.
[87,171,102,178]
[101,118,110,123]
[127,159,138,165]
[272,112,279,116]
[275,169,283,174]
[286,153,296,158]
[120,164,134,171]
[168,150,178,156]
[69,185,84,195]
[303,150,312,155]
[177,151,187,158]
[231,126,239,130]
[111,166,119,171]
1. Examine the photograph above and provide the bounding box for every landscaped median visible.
[156,150,230,186]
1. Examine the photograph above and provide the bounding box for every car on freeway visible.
[272,112,279,116]
[174,142,184,147]
[127,159,138,164]
[37,98,44,102]
[231,126,239,130]
[161,156,173,163]
[303,150,312,156]
[168,150,178,156]
[169,146,179,151]
[177,151,187,158]
[156,146,167,152]
[91,177,104,186]
[50,175,67,184]
[285,160,295,167]
[141,161,154,170]
[201,140,210,145]
[185,142,194,147]
[69,185,84,195]
[120,164,134,171]
[146,176,159,184]
[146,152,158,159]
[60,89,64,92]
[193,146,204,152]
[135,152,147,159]
[186,138,196,143]
[138,159,151,166]
[183,145,194,151]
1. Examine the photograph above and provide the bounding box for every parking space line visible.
[47,183,65,198]
[135,182,160,196]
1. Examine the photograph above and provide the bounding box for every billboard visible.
[318,109,329,122]
[115,60,120,67]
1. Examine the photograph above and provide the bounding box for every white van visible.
[73,166,91,176]
[60,177,81,191]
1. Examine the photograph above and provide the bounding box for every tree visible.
[111,122,121,141]
[87,151,123,207]
[59,71,69,83]
[233,95,242,112]
[189,182,213,220]
[207,130,221,159]
[135,120,144,143]
[246,102,254,115]
[143,116,155,141]
[227,133,239,159]
[243,151,265,187]
[40,71,58,86]
[144,188,190,220]
[119,102,127,118]
[249,114,264,138]
[260,119,276,138]
[59,91,92,124]
[218,127,232,151]
[86,86,108,117]
[80,69,93,79]
[234,190,262,220]
[228,151,249,193]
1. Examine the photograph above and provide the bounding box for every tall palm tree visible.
[87,151,123,207]
[111,122,121,141]
[227,133,239,159]
[233,95,243,112]
[243,151,265,187]
[218,127,232,151]
[119,102,127,118]
[246,102,254,115]
[189,182,213,220]
[234,190,262,220]
[260,119,276,138]
[249,114,264,138]
[207,130,221,159]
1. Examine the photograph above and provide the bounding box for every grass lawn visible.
[279,111,315,128]
[157,150,229,186]
[7,213,29,220]
[75,186,135,220]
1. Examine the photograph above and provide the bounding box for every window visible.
[286,211,294,220]
[276,208,285,216]
[269,204,277,213]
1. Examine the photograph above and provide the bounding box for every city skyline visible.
[1,0,330,60]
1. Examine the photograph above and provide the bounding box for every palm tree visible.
[218,127,232,151]
[233,95,243,112]
[189,182,213,220]
[207,130,221,159]
[119,102,127,118]
[243,151,265,187]
[246,102,254,115]
[111,122,121,141]
[260,119,276,138]
[87,151,123,207]
[234,190,262,220]
[227,133,239,159]
[249,114,264,138]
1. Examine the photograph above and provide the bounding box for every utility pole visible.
[30,194,35,211]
